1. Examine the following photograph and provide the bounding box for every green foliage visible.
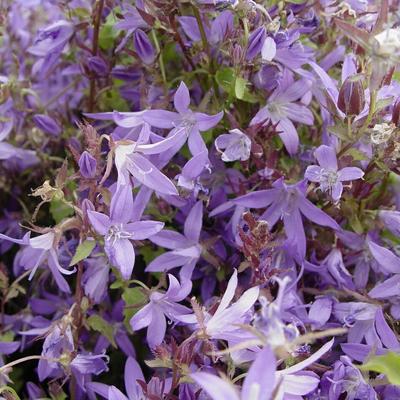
[122,287,147,328]
[69,240,96,266]
[360,352,400,385]
[215,68,258,103]
[87,315,117,348]
[99,12,119,50]
[49,199,74,224]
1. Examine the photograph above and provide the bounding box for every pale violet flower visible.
[215,129,252,162]
[305,145,364,202]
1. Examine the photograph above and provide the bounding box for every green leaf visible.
[69,240,96,266]
[346,148,368,161]
[49,199,74,224]
[215,67,235,96]
[122,287,147,327]
[0,386,21,400]
[235,77,246,99]
[87,315,116,347]
[360,352,400,385]
[99,13,119,50]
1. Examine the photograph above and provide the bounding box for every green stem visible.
[151,29,167,91]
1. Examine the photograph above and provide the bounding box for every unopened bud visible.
[133,29,155,65]
[87,56,109,76]
[392,97,400,127]
[232,44,243,65]
[246,26,266,61]
[337,74,365,116]
[78,151,97,179]
[33,114,61,137]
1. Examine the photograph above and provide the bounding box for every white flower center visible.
[105,224,132,245]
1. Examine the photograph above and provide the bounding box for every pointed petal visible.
[109,386,129,400]
[143,110,180,128]
[184,201,203,242]
[190,372,240,400]
[130,303,153,331]
[146,251,191,272]
[147,307,167,348]
[129,153,178,195]
[338,167,364,181]
[369,275,400,299]
[277,118,299,155]
[284,209,306,260]
[233,189,279,208]
[242,345,276,400]
[114,239,135,280]
[314,145,338,170]
[367,240,400,274]
[215,269,238,316]
[280,373,319,395]
[136,128,186,155]
[150,230,190,249]
[88,211,110,235]
[188,128,208,155]
[298,196,340,230]
[110,185,133,223]
[125,221,164,240]
[174,82,191,114]
[195,111,224,131]
[125,357,145,400]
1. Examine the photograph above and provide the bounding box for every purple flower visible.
[146,201,204,281]
[250,70,313,154]
[305,145,364,202]
[215,129,252,162]
[113,131,181,195]
[193,269,259,342]
[0,230,75,293]
[144,82,223,156]
[129,274,192,348]
[88,356,171,399]
[231,178,340,260]
[27,20,73,57]
[88,185,164,279]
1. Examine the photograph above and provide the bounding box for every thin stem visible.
[88,0,105,112]
[151,29,167,91]
[0,355,51,373]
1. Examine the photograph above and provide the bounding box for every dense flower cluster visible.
[1,0,400,399]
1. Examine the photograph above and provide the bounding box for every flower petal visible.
[191,372,240,400]
[174,82,191,114]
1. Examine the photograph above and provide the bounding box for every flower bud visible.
[87,56,108,76]
[33,114,61,137]
[133,29,155,65]
[232,44,243,65]
[392,97,400,127]
[78,151,97,179]
[246,26,266,61]
[337,75,365,116]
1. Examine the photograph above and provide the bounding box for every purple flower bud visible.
[246,26,266,61]
[337,75,365,116]
[392,97,400,127]
[33,114,62,136]
[232,44,243,65]
[133,29,155,65]
[87,56,109,76]
[78,151,97,178]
